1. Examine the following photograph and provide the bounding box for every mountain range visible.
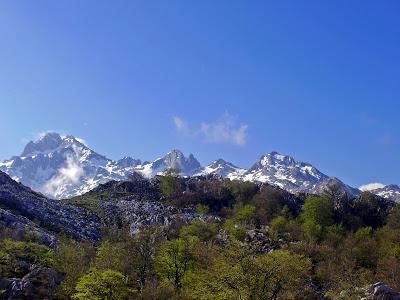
[1,132,399,201]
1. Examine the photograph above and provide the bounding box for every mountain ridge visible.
[0,132,397,201]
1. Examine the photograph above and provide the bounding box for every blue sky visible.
[0,1,400,187]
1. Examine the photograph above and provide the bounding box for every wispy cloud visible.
[173,116,190,134]
[200,113,248,146]
[42,155,84,198]
[75,137,88,146]
[359,183,386,191]
[173,112,248,146]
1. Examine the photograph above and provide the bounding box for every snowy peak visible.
[242,151,360,197]
[114,156,141,169]
[21,132,63,157]
[2,134,395,202]
[259,151,296,166]
[196,159,246,179]
[360,183,400,202]
[0,133,138,199]
[245,151,328,187]
[138,149,202,177]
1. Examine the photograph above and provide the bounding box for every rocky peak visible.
[263,151,295,165]
[161,149,201,174]
[115,156,142,168]
[21,133,63,157]
[195,158,246,179]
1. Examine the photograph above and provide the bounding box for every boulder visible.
[362,282,400,300]
[1,267,63,300]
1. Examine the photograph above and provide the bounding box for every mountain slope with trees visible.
[1,170,400,299]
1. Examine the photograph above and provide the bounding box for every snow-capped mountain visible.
[360,183,400,202]
[0,133,141,199]
[0,134,202,199]
[242,152,360,197]
[0,132,387,201]
[135,149,202,177]
[195,159,247,179]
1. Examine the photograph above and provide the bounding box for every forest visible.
[1,173,400,299]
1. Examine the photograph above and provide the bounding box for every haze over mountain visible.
[0,132,398,201]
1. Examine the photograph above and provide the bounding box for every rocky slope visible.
[0,208,57,248]
[0,171,101,242]
[68,176,219,235]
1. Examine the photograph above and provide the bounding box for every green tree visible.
[386,205,400,229]
[223,219,247,241]
[73,269,129,300]
[187,245,311,300]
[301,196,333,241]
[196,204,209,215]
[235,204,256,224]
[0,240,54,278]
[54,239,95,298]
[130,227,162,290]
[180,221,218,243]
[250,250,312,300]
[270,215,289,236]
[160,169,182,198]
[155,237,197,290]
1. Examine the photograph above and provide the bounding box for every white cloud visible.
[173,112,248,146]
[173,116,190,134]
[43,156,84,197]
[359,183,386,192]
[75,137,87,146]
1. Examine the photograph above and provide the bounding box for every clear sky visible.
[0,1,399,187]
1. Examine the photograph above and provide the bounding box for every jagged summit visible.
[136,149,202,177]
[0,133,137,199]
[1,134,398,201]
[21,132,63,157]
[195,158,246,179]
[243,151,359,197]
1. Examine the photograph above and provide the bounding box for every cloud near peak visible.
[42,155,84,198]
[173,112,248,146]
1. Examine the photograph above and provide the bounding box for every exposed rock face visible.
[362,282,400,300]
[310,177,361,198]
[0,171,101,242]
[135,149,202,177]
[0,208,57,248]
[242,228,279,254]
[100,195,218,235]
[1,267,63,300]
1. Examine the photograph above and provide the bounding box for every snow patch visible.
[359,183,386,192]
